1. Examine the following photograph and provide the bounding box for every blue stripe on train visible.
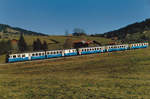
[31,56,46,60]
[46,54,62,58]
[64,52,78,56]
[81,50,105,55]
[108,48,127,52]
[8,57,29,62]
[131,45,148,49]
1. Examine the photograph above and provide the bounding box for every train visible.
[7,42,149,63]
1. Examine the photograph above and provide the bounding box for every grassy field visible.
[2,35,112,48]
[0,47,150,98]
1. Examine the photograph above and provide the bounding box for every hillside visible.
[0,47,150,98]
[0,24,47,37]
[98,19,150,42]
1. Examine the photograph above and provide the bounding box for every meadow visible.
[0,47,150,99]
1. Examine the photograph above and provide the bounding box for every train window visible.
[22,54,25,57]
[13,55,16,58]
[47,52,49,54]
[39,53,41,56]
[36,53,38,56]
[17,55,21,57]
[32,54,35,56]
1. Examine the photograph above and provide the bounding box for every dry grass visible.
[0,47,150,98]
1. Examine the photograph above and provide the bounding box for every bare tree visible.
[65,29,69,36]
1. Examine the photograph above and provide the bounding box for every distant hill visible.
[0,24,47,36]
[94,19,150,43]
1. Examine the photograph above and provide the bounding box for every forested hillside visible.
[95,19,150,42]
[0,24,47,36]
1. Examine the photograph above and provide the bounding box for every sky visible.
[0,0,150,35]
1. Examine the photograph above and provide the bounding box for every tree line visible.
[93,19,150,40]
[0,34,48,54]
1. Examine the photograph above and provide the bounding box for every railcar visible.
[46,50,63,58]
[7,43,149,63]
[106,44,129,52]
[30,51,46,60]
[129,43,149,49]
[64,49,78,56]
[78,46,105,55]
[8,53,29,62]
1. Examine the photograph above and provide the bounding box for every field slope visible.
[0,48,150,98]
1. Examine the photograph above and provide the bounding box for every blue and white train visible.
[7,43,149,63]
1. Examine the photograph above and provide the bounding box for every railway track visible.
[0,53,97,66]
[0,50,130,66]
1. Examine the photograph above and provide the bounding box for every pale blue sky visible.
[0,0,150,35]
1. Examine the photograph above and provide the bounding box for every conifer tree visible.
[18,33,27,52]
[36,38,42,50]
[42,41,48,51]
[32,38,43,51]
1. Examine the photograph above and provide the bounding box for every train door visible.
[28,53,31,60]
[105,46,109,52]
[62,50,65,56]
[78,48,82,55]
